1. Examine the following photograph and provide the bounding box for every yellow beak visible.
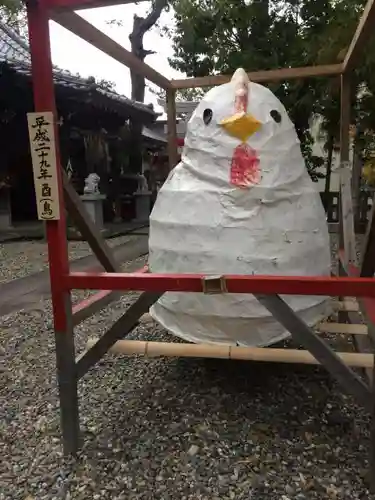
[220,111,261,142]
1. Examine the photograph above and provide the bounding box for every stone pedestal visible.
[134,191,152,222]
[80,194,106,230]
[0,188,12,230]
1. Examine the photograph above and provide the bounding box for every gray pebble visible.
[0,236,374,499]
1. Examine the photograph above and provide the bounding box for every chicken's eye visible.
[270,109,282,124]
[203,108,213,125]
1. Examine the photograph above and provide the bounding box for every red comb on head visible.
[232,68,249,113]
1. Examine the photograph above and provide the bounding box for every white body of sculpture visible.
[148,69,332,347]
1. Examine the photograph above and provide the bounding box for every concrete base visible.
[0,189,12,230]
[80,194,106,230]
[134,191,152,222]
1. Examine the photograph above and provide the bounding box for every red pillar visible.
[26,0,79,454]
[27,0,69,329]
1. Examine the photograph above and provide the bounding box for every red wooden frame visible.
[65,272,375,297]
[42,0,147,10]
[26,0,375,327]
[28,1,71,333]
[71,264,148,316]
[24,0,375,480]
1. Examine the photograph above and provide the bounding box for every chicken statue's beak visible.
[220,112,261,143]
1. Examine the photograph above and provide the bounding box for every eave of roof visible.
[0,20,157,120]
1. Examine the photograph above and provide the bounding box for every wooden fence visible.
[320,190,373,233]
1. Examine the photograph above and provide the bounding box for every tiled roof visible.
[0,22,30,63]
[142,126,167,143]
[0,21,156,119]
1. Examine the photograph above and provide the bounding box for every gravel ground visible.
[0,236,374,499]
[0,234,141,284]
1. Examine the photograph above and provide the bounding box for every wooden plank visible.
[318,322,368,335]
[76,291,161,379]
[86,338,374,368]
[343,0,375,72]
[46,0,148,11]
[329,222,368,235]
[340,161,357,266]
[370,321,375,493]
[62,171,119,272]
[338,74,351,324]
[360,196,375,277]
[72,290,121,326]
[339,74,351,249]
[347,309,374,381]
[52,11,171,90]
[166,88,179,170]
[54,293,80,455]
[337,262,374,382]
[356,297,375,340]
[339,245,375,488]
[352,154,362,225]
[171,64,343,89]
[343,261,375,340]
[356,298,375,493]
[328,222,339,233]
[255,294,371,410]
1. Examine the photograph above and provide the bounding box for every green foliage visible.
[175,87,206,102]
[165,0,373,182]
[0,0,26,31]
[0,0,22,15]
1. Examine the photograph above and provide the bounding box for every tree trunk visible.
[128,0,167,174]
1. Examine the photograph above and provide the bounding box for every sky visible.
[48,3,184,114]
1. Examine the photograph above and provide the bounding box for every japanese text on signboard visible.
[27,112,60,220]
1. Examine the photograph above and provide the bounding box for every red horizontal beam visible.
[72,264,148,314]
[72,289,112,315]
[43,0,148,11]
[64,272,375,297]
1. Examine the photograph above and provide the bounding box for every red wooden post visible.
[26,0,79,455]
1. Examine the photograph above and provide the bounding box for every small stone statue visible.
[84,173,100,194]
[136,173,149,193]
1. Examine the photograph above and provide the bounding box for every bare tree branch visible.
[127,0,168,174]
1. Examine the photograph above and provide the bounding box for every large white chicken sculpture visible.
[148,68,331,347]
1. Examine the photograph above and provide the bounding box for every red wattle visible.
[230,144,260,188]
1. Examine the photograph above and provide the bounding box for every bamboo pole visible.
[318,322,368,335]
[86,338,373,368]
[138,313,368,335]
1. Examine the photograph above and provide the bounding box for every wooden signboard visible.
[27,111,60,220]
